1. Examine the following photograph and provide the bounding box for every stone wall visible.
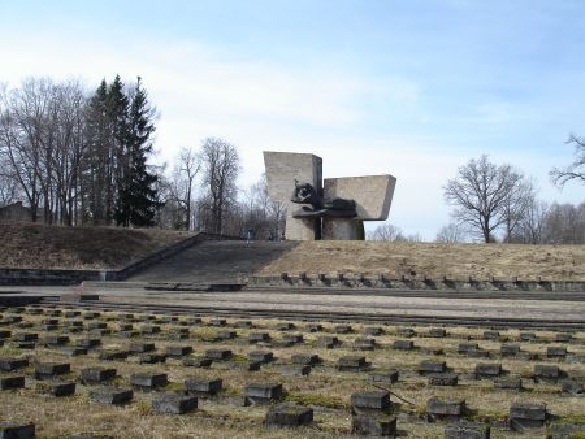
[323,175,396,221]
[264,152,322,240]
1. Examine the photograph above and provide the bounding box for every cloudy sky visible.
[2,0,584,240]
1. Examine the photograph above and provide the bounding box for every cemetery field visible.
[0,305,584,438]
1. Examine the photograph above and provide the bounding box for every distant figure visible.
[246,229,253,244]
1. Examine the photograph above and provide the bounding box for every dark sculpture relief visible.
[290,180,357,219]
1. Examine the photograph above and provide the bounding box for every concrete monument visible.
[263,151,396,240]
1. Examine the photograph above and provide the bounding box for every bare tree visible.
[170,146,201,230]
[200,137,239,235]
[367,222,405,241]
[514,197,549,244]
[543,202,585,244]
[502,178,535,243]
[444,155,527,243]
[551,134,585,186]
[435,222,466,243]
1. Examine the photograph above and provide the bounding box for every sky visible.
[1,0,584,240]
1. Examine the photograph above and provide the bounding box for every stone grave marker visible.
[185,377,222,395]
[80,368,117,384]
[426,397,464,422]
[0,375,25,390]
[316,335,340,348]
[152,394,198,414]
[89,388,134,405]
[510,402,547,429]
[369,370,399,384]
[351,390,392,414]
[534,364,562,382]
[34,362,70,380]
[291,354,319,366]
[0,422,35,439]
[130,372,168,390]
[419,360,447,375]
[474,363,502,379]
[35,380,76,397]
[444,420,490,439]
[393,339,415,350]
[244,382,283,404]
[265,405,313,427]
[493,377,523,391]
[337,356,368,372]
[0,357,29,372]
[165,346,193,357]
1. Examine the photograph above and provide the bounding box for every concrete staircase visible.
[126,240,298,283]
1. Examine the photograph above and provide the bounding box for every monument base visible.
[323,218,363,240]
[285,213,319,240]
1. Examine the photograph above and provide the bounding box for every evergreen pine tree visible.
[114,77,161,227]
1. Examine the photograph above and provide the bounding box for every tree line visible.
[0,76,160,227]
[1,75,583,243]
[0,76,283,237]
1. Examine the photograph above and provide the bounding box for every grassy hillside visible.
[259,241,585,281]
[0,223,195,270]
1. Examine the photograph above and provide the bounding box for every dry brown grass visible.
[0,223,195,270]
[0,309,583,438]
[259,241,585,281]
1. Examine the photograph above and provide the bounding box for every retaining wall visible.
[247,273,585,292]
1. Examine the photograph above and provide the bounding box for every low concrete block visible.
[419,360,447,375]
[351,391,392,411]
[445,420,490,439]
[248,332,270,343]
[369,370,399,384]
[0,357,29,372]
[393,339,415,350]
[130,373,168,389]
[510,402,547,429]
[0,422,35,439]
[165,346,193,357]
[35,380,75,397]
[549,422,585,439]
[281,334,304,345]
[337,356,368,371]
[265,405,313,426]
[182,357,213,368]
[335,324,353,334]
[80,368,117,384]
[429,373,459,386]
[290,354,319,366]
[204,349,232,360]
[429,328,447,338]
[494,378,523,391]
[129,342,156,353]
[534,364,561,381]
[475,363,502,378]
[89,388,134,405]
[500,344,521,357]
[426,397,464,421]
[152,395,198,414]
[34,362,70,379]
[0,375,25,390]
[362,326,383,336]
[244,382,283,403]
[247,351,274,363]
[316,335,340,348]
[185,377,222,395]
[546,346,568,358]
[280,365,311,376]
[483,330,499,341]
[351,416,396,436]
